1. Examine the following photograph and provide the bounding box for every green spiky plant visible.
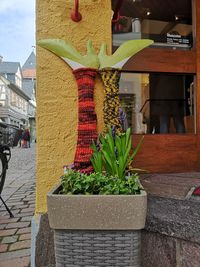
[91,127,144,179]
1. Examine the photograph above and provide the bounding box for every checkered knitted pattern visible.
[99,68,122,134]
[72,68,98,173]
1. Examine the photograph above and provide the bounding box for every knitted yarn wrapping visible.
[99,68,122,134]
[72,68,98,174]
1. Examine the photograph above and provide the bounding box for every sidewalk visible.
[0,145,35,267]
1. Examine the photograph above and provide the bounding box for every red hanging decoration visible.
[71,0,82,22]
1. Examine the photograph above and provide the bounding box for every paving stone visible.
[20,216,33,222]
[29,204,35,208]
[0,229,17,237]
[0,244,8,253]
[179,240,200,267]
[14,212,34,218]
[19,233,31,241]
[0,146,35,264]
[0,248,30,260]
[0,212,8,217]
[26,190,35,194]
[20,207,35,213]
[0,256,30,267]
[0,218,19,224]
[23,197,35,201]
[0,224,6,230]
[17,190,30,193]
[9,197,23,201]
[2,235,18,244]
[141,231,176,267]
[6,201,24,206]
[10,194,26,198]
[146,196,200,244]
[9,209,20,216]
[11,205,29,210]
[0,206,10,212]
[9,240,31,251]
[141,173,200,199]
[24,189,32,191]
[0,215,9,220]
[25,195,33,198]
[5,222,30,229]
[17,227,31,234]
[27,200,35,204]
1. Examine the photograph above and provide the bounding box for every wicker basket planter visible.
[47,184,147,267]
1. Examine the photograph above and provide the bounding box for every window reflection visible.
[119,73,195,134]
[112,0,193,50]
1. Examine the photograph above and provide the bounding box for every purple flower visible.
[111,126,116,139]
[119,107,128,131]
[63,163,75,174]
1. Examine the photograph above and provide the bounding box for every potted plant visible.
[47,127,146,267]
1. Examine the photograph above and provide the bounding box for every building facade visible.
[0,74,30,127]
[22,51,36,142]
[0,52,36,142]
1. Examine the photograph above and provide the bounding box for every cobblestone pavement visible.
[0,145,35,267]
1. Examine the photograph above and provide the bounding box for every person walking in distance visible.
[22,129,31,148]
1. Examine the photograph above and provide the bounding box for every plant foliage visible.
[61,127,144,195]
[61,169,142,195]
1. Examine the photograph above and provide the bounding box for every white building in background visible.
[22,51,36,142]
[0,52,36,142]
[0,66,30,127]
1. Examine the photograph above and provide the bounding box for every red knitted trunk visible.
[72,68,98,173]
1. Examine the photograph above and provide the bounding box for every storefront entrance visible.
[112,0,200,172]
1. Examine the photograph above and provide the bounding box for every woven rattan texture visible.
[54,230,141,267]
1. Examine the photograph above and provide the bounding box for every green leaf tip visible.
[37,38,99,69]
[99,39,154,69]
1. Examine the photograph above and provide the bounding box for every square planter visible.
[47,184,147,267]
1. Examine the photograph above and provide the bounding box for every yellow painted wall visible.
[36,0,112,213]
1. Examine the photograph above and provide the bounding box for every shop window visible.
[119,72,195,134]
[112,0,193,50]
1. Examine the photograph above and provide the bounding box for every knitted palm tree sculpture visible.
[37,39,99,173]
[98,40,153,134]
[37,38,153,173]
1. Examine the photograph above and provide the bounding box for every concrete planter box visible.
[47,184,147,267]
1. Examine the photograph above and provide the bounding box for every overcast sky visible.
[0,0,35,66]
